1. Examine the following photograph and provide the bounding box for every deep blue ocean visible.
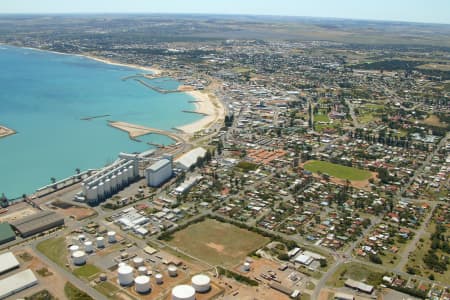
[0,46,200,199]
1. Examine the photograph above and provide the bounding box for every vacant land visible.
[326,262,384,288]
[73,264,101,280]
[304,160,372,181]
[168,218,269,267]
[36,237,68,268]
[64,282,93,300]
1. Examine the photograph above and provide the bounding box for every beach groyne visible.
[0,125,16,139]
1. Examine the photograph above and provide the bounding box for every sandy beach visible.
[81,54,162,75]
[177,90,225,134]
[0,125,16,138]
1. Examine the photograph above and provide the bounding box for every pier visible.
[182,110,208,116]
[108,121,185,144]
[133,78,181,94]
[81,114,111,121]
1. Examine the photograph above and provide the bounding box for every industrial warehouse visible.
[174,147,207,170]
[0,223,16,245]
[10,210,64,238]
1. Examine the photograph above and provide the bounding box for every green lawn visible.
[304,160,372,181]
[36,237,68,268]
[314,113,330,122]
[73,264,102,280]
[64,282,93,300]
[94,281,119,297]
[326,262,384,288]
[168,219,269,267]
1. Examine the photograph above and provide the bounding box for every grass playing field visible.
[304,160,372,181]
[168,219,269,267]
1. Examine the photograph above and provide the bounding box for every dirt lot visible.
[50,200,96,220]
[13,249,68,300]
[168,219,269,267]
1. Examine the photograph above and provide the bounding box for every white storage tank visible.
[73,250,87,266]
[135,275,151,294]
[118,265,134,286]
[118,262,127,268]
[171,285,196,300]
[138,266,148,275]
[155,273,163,284]
[107,231,116,243]
[133,257,144,267]
[168,265,178,277]
[243,262,250,271]
[191,274,211,293]
[96,236,105,248]
[78,234,86,241]
[84,241,94,253]
[69,245,80,256]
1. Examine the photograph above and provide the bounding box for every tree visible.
[369,254,382,264]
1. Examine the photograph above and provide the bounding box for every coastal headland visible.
[0,125,16,139]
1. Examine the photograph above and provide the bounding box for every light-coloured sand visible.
[0,125,16,138]
[81,54,162,75]
[177,90,225,134]
[108,121,156,138]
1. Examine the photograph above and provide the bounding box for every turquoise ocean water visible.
[0,46,200,199]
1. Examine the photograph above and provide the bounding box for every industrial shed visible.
[11,211,64,237]
[0,223,16,245]
[174,147,207,170]
[0,269,38,299]
[0,252,20,275]
[344,279,374,294]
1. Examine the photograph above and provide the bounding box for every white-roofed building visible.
[174,147,207,170]
[294,254,314,266]
[0,269,38,299]
[0,252,20,275]
[146,159,172,187]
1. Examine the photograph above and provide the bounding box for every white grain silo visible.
[168,265,178,277]
[135,275,151,294]
[138,266,148,275]
[118,265,134,286]
[127,166,134,182]
[191,274,211,293]
[104,179,111,197]
[69,245,80,256]
[98,182,105,201]
[243,262,250,271]
[72,250,87,266]
[155,273,163,284]
[86,186,97,202]
[107,231,116,243]
[117,171,125,188]
[84,241,94,253]
[96,236,105,248]
[133,257,144,268]
[171,285,196,300]
[113,175,120,193]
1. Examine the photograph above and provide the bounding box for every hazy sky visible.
[1,0,449,24]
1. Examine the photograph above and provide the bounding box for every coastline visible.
[2,43,225,137]
[177,90,225,134]
[0,125,16,139]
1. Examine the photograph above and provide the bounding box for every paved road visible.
[31,235,108,300]
[394,201,437,272]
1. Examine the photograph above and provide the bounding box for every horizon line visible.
[0,12,449,26]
